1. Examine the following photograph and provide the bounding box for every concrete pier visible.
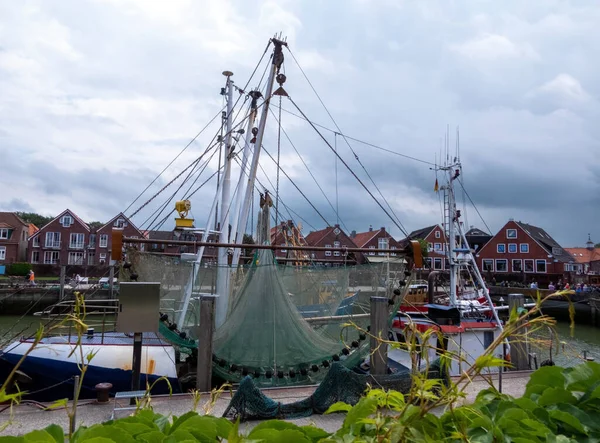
[0,372,532,437]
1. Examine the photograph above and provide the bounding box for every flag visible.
[434,178,439,192]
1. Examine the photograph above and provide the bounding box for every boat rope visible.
[287,96,409,237]
[335,132,339,226]
[20,376,76,397]
[456,178,492,235]
[268,108,350,234]
[279,107,434,166]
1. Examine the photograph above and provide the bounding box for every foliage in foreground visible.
[3,361,600,442]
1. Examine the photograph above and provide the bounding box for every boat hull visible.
[0,333,180,401]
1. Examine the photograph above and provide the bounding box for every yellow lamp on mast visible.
[174,200,194,228]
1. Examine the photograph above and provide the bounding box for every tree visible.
[242,234,256,263]
[595,243,600,248]
[88,221,103,230]
[16,212,52,227]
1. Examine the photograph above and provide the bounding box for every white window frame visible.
[508,243,517,253]
[497,244,506,253]
[325,250,332,257]
[425,257,432,269]
[0,229,8,239]
[434,243,442,252]
[435,231,441,239]
[69,233,85,249]
[390,246,397,256]
[524,259,534,273]
[33,236,40,247]
[378,238,389,256]
[482,259,494,272]
[536,260,547,273]
[512,259,522,272]
[44,251,59,264]
[333,241,341,247]
[61,215,73,227]
[114,218,127,228]
[0,246,5,260]
[280,243,287,254]
[495,259,508,272]
[427,243,433,252]
[31,250,40,263]
[68,252,84,265]
[506,229,517,239]
[99,234,108,248]
[368,245,375,256]
[334,251,340,257]
[45,232,61,248]
[87,251,95,265]
[434,258,443,270]
[520,243,529,253]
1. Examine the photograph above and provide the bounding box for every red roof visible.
[351,229,381,247]
[565,248,600,263]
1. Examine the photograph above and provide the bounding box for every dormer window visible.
[61,215,73,227]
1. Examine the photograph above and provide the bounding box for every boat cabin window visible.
[483,331,494,350]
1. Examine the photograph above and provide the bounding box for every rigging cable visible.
[268,108,350,233]
[456,177,492,235]
[287,96,408,237]
[335,132,339,226]
[275,95,282,229]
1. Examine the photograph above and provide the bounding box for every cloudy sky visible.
[1,0,599,246]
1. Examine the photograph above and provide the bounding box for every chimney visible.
[369,225,373,232]
[351,230,357,238]
[380,227,385,232]
[586,234,594,251]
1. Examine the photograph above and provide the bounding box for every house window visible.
[31,251,40,263]
[334,241,341,247]
[378,238,389,255]
[45,232,61,248]
[520,244,529,253]
[325,251,332,257]
[444,258,450,269]
[114,218,127,228]
[506,229,517,239]
[497,244,506,253]
[334,251,340,257]
[44,251,59,264]
[87,251,95,265]
[69,233,85,249]
[89,234,96,247]
[0,246,5,260]
[68,252,84,265]
[427,242,433,252]
[425,258,432,269]
[61,215,73,227]
[536,260,547,273]
[512,259,522,272]
[435,231,441,239]
[434,243,442,252]
[0,229,8,239]
[390,246,397,256]
[280,243,287,254]
[508,244,517,253]
[33,236,40,247]
[551,247,561,255]
[524,259,534,272]
[434,258,443,270]
[99,234,108,248]
[368,245,375,256]
[496,259,508,272]
[482,259,494,272]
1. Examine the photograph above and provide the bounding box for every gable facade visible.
[304,224,365,265]
[0,212,30,264]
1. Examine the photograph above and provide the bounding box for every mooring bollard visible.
[197,294,218,392]
[95,383,113,403]
[370,296,388,376]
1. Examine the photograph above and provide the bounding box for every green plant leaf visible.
[538,387,578,407]
[75,439,115,443]
[0,437,24,442]
[213,417,233,439]
[22,430,56,443]
[248,429,311,443]
[343,397,378,428]
[227,418,241,443]
[73,424,135,443]
[112,422,153,437]
[167,430,196,441]
[249,420,304,434]
[549,410,587,435]
[176,416,217,441]
[324,402,352,414]
[168,411,198,434]
[43,424,65,443]
[44,399,68,411]
[299,425,331,442]
[525,366,566,397]
[134,431,166,443]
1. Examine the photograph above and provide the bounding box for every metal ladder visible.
[110,390,148,420]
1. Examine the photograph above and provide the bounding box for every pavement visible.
[0,371,532,437]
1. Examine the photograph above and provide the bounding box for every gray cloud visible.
[0,0,599,248]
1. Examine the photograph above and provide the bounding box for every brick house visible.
[0,212,31,264]
[350,226,402,261]
[404,224,448,270]
[92,213,145,266]
[304,224,364,265]
[146,230,218,263]
[28,209,90,266]
[270,220,307,262]
[465,227,492,255]
[476,220,571,284]
[564,236,600,282]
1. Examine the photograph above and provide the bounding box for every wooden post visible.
[59,265,66,300]
[130,332,143,405]
[370,296,388,375]
[508,294,528,370]
[197,294,218,392]
[109,265,115,299]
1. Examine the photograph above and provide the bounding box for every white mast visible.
[214,71,235,328]
[177,72,234,329]
[228,91,261,265]
[232,38,287,266]
[447,165,458,306]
